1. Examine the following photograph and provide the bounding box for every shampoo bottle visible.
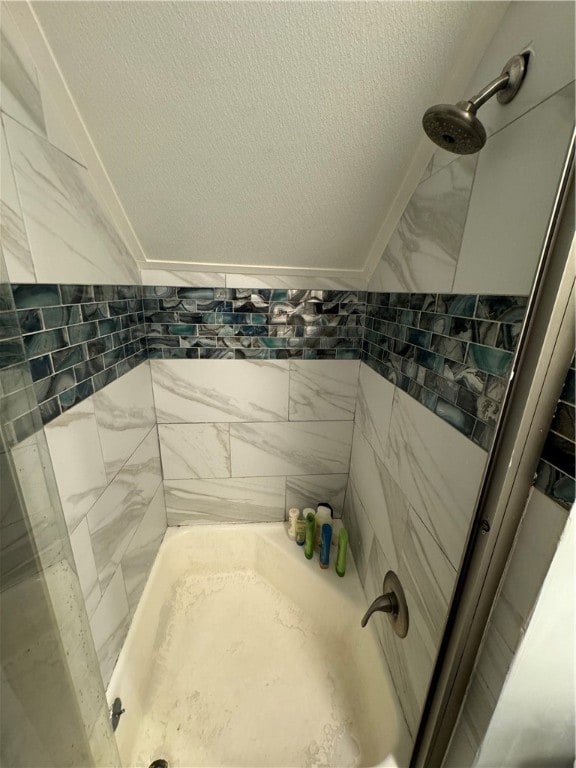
[320,524,332,569]
[315,503,333,549]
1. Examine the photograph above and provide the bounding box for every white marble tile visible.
[471,620,513,714]
[368,154,476,293]
[289,360,359,421]
[385,389,487,569]
[87,428,161,591]
[121,483,166,618]
[3,115,139,284]
[225,273,367,290]
[140,268,225,287]
[89,566,130,689]
[364,534,398,643]
[476,511,575,768]
[491,488,567,652]
[453,83,575,296]
[165,476,285,525]
[443,710,481,768]
[349,429,410,573]
[44,399,108,534]
[3,429,69,582]
[355,362,395,464]
[342,479,374,586]
[1,443,52,588]
[9,434,53,523]
[38,72,86,167]
[93,363,156,482]
[362,533,415,739]
[285,474,348,518]
[230,420,353,477]
[396,508,457,733]
[1,558,104,766]
[158,423,230,480]
[0,21,45,136]
[456,674,497,752]
[69,517,101,618]
[0,120,35,281]
[462,2,575,141]
[427,148,459,178]
[151,359,290,423]
[417,154,435,185]
[88,706,122,768]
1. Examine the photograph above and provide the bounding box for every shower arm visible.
[467,73,510,112]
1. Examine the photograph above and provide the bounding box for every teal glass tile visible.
[43,305,82,329]
[468,344,513,378]
[12,284,60,309]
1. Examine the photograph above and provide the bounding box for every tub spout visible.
[361,592,398,627]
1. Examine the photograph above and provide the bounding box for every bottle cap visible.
[316,502,333,517]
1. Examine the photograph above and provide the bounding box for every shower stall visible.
[1,2,574,767]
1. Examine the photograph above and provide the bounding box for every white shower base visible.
[108,523,402,768]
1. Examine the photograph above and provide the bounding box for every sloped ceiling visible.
[33,1,506,274]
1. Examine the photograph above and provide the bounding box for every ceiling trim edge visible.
[138,259,366,279]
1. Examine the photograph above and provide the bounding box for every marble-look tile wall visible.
[369,82,574,296]
[153,359,358,523]
[443,487,570,767]
[1,75,139,284]
[43,363,166,687]
[343,363,487,737]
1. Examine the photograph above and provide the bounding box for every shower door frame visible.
[411,133,575,768]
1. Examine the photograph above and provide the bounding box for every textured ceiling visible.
[33,1,505,273]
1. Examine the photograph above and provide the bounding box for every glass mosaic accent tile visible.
[144,287,364,360]
[2,282,538,453]
[9,283,147,428]
[534,356,575,509]
[362,292,528,450]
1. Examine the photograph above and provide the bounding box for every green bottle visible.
[336,528,348,577]
[304,512,316,560]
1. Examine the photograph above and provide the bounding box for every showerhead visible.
[422,101,486,155]
[422,53,528,155]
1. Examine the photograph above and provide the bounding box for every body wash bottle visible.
[304,512,316,559]
[336,528,348,577]
[295,512,306,546]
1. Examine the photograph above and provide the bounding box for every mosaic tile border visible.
[2,283,536,453]
[534,356,575,509]
[5,284,146,431]
[362,292,528,450]
[143,287,364,359]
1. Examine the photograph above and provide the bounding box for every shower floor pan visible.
[108,523,401,768]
